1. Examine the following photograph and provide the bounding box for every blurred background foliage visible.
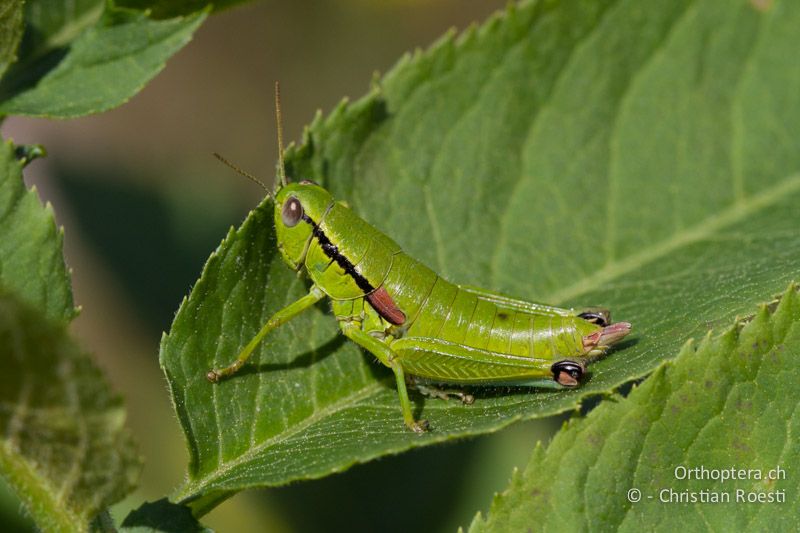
[0,1,572,531]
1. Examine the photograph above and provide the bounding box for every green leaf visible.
[0,292,141,531]
[115,0,253,20]
[470,284,800,531]
[0,139,74,323]
[0,5,206,118]
[15,0,105,63]
[122,498,210,532]
[0,0,106,105]
[0,0,25,80]
[0,138,140,529]
[162,0,800,506]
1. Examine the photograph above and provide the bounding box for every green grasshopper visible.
[207,84,632,433]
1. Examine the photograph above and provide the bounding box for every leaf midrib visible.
[545,173,800,305]
[0,442,85,531]
[25,2,104,61]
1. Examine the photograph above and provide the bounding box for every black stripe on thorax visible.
[302,213,374,293]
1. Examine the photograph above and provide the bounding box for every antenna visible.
[274,81,288,187]
[213,152,274,200]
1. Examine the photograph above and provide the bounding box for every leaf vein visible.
[545,173,800,304]
[177,381,386,499]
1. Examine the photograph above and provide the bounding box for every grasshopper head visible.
[274,181,334,270]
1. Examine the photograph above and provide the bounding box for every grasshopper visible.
[207,84,631,433]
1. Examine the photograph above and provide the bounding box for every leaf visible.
[13,0,105,64]
[0,0,24,79]
[0,292,141,531]
[162,0,800,506]
[0,139,74,323]
[115,0,253,20]
[0,139,140,529]
[0,0,106,105]
[469,284,800,531]
[122,498,210,532]
[0,5,206,118]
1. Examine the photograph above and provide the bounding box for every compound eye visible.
[281,197,304,227]
[551,361,584,387]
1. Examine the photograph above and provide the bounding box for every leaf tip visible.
[675,337,696,360]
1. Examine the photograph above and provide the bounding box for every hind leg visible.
[340,322,429,433]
